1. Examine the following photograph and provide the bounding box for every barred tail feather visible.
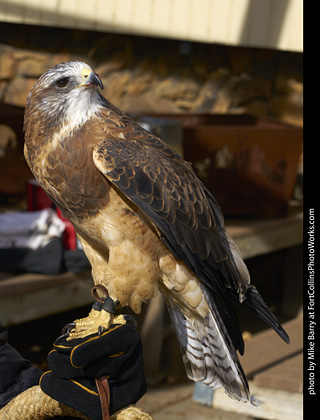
[167,302,250,403]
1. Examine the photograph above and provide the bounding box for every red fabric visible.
[27,179,77,250]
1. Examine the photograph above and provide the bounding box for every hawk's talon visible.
[54,322,78,343]
[66,308,126,341]
[62,322,76,335]
[123,314,138,329]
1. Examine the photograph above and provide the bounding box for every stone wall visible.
[0,23,303,123]
[0,23,303,199]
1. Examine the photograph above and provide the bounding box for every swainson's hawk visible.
[24,61,289,403]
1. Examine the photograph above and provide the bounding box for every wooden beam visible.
[212,380,303,420]
[0,271,93,326]
[254,353,303,393]
[226,211,303,260]
[240,316,303,378]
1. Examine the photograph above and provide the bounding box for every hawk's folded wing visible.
[93,134,232,278]
[92,133,289,350]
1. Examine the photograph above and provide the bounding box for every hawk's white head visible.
[26,61,105,130]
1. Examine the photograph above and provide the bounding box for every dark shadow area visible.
[239,0,291,48]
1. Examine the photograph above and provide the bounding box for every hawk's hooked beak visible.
[81,68,104,90]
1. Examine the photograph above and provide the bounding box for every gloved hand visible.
[40,320,146,420]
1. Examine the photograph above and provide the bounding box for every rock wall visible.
[0,23,303,124]
[0,23,303,199]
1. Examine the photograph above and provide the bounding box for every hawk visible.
[24,61,289,404]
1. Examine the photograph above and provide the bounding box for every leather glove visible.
[40,320,146,420]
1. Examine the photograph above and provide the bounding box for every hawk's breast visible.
[26,120,111,222]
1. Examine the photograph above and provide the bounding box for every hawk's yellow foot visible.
[67,308,126,340]
[67,309,126,341]
[65,285,126,340]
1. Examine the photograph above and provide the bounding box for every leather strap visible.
[91,285,109,303]
[91,285,120,314]
[95,376,110,420]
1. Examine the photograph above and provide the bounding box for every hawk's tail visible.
[167,301,252,403]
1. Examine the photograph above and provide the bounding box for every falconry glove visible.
[40,320,147,420]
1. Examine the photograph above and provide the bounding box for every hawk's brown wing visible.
[92,131,250,349]
[92,130,289,349]
[93,133,230,271]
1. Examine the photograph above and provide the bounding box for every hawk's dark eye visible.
[56,77,70,88]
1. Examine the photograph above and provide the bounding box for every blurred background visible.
[0,1,303,419]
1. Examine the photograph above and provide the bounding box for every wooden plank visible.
[226,211,303,260]
[254,353,303,393]
[212,380,303,420]
[138,383,194,416]
[0,273,93,326]
[240,316,303,378]
[0,270,91,298]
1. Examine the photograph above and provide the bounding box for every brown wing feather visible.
[93,106,289,346]
[93,133,229,263]
[90,116,253,309]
